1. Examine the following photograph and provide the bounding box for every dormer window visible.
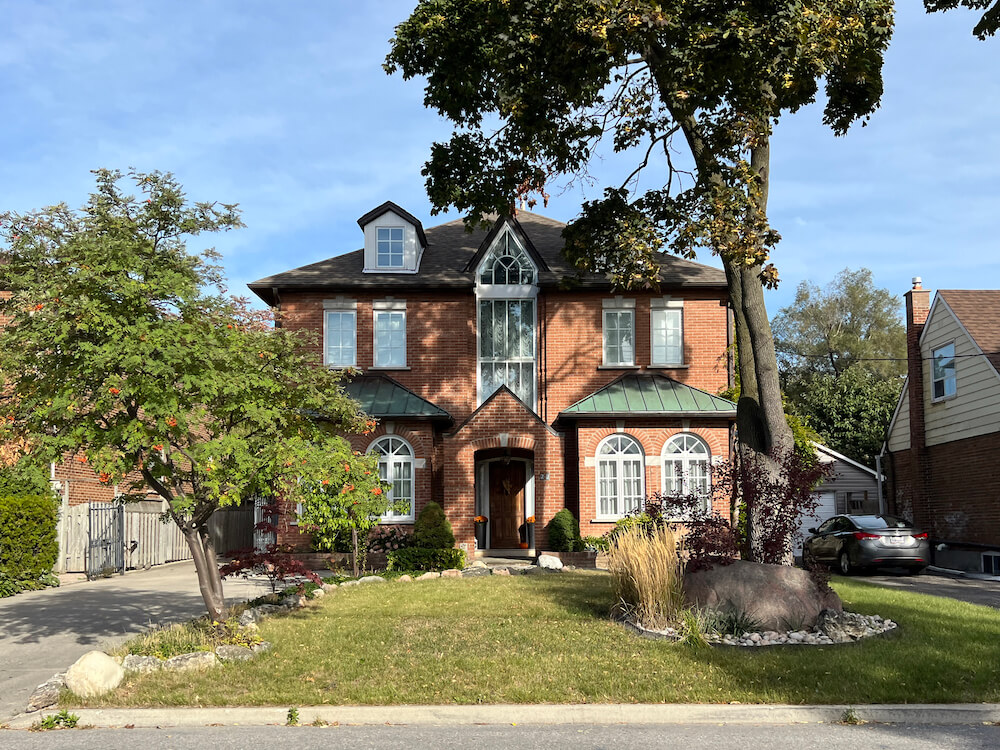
[377,227,405,268]
[479,232,535,285]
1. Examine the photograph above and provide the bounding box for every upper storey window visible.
[931,342,956,400]
[376,227,405,268]
[479,231,536,286]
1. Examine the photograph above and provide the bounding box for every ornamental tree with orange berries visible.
[0,169,373,620]
[388,0,893,562]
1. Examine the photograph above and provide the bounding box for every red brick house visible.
[880,280,1000,573]
[249,203,736,556]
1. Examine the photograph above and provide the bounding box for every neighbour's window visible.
[376,227,405,268]
[325,310,357,367]
[374,310,406,368]
[596,434,645,519]
[931,342,956,400]
[371,436,415,523]
[661,434,711,510]
[603,309,635,366]
[651,308,683,365]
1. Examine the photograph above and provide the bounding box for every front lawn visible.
[73,572,1000,706]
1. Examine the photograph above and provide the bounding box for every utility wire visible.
[775,350,1000,362]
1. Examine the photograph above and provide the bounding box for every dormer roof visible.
[357,201,427,248]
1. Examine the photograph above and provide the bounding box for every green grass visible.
[73,572,1000,707]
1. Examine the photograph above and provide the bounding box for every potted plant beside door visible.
[520,516,535,549]
[474,516,488,550]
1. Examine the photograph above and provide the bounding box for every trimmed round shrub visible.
[387,547,466,572]
[0,494,59,596]
[413,501,455,549]
[547,508,583,552]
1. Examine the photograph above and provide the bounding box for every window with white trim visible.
[931,342,956,400]
[324,310,356,367]
[651,308,683,365]
[661,434,711,511]
[374,310,406,367]
[479,299,535,407]
[371,436,415,522]
[376,227,405,268]
[479,231,535,285]
[603,309,635,366]
[596,434,645,519]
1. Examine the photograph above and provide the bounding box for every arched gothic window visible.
[661,434,711,510]
[369,436,415,522]
[596,434,645,519]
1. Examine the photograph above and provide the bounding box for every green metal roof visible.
[343,375,452,421]
[560,373,736,418]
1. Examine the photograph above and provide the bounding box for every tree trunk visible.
[351,526,359,578]
[184,525,226,621]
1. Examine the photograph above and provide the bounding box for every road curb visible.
[6,703,1000,729]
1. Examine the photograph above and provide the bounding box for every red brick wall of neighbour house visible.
[276,290,479,423]
[442,389,564,552]
[575,421,731,531]
[275,421,439,550]
[540,291,730,420]
[50,455,150,506]
[887,432,1000,546]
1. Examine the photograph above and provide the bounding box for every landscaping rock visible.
[492,568,511,576]
[441,568,462,578]
[321,583,339,593]
[340,579,360,587]
[683,560,842,632]
[215,645,255,662]
[469,560,488,568]
[65,651,124,698]
[122,655,163,674]
[397,574,413,582]
[280,594,306,608]
[252,641,272,654]
[537,554,564,571]
[239,604,284,627]
[508,564,537,575]
[164,651,217,671]
[358,575,387,585]
[816,609,877,643]
[461,567,491,577]
[416,572,440,580]
[26,673,65,713]
[311,587,326,598]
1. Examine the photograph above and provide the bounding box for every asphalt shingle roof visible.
[342,375,452,422]
[249,211,726,304]
[938,290,1000,373]
[560,373,736,418]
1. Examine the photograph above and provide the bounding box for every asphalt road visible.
[2,724,999,750]
[0,562,271,722]
[858,569,1000,609]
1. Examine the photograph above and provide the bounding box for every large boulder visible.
[683,560,842,632]
[26,673,65,712]
[537,554,564,571]
[64,651,124,698]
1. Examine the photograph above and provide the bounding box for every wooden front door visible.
[489,461,526,549]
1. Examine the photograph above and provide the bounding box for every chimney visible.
[904,276,931,529]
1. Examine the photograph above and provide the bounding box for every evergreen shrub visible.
[413,501,455,549]
[547,508,583,552]
[0,494,59,596]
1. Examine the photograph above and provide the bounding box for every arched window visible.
[370,436,415,522]
[596,434,645,519]
[479,231,535,285]
[661,434,711,509]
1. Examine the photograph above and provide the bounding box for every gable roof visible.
[462,214,550,274]
[559,373,736,419]
[249,211,726,305]
[342,374,452,422]
[356,201,427,247]
[936,290,1000,373]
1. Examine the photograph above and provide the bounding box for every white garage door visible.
[797,491,838,553]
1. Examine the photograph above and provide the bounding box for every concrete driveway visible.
[0,562,271,721]
[859,569,1000,609]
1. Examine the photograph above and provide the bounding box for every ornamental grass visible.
[607,524,684,630]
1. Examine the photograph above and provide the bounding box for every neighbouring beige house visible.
[880,280,1000,574]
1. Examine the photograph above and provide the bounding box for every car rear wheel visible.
[839,551,853,576]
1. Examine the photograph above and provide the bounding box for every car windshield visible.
[852,515,911,529]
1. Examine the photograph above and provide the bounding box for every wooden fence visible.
[58,502,254,573]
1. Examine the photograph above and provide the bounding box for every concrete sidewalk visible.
[0,561,271,722]
[6,703,1000,729]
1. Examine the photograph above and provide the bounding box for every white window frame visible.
[602,298,636,367]
[982,551,1000,576]
[661,433,711,513]
[931,342,956,401]
[650,300,684,366]
[376,226,405,269]
[596,434,645,520]
[373,300,407,369]
[370,435,416,524]
[323,300,357,368]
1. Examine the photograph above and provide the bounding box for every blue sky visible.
[1,2,997,316]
